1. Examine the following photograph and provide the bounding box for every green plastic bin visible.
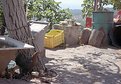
[93,12,114,33]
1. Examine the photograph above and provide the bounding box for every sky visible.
[55,0,84,9]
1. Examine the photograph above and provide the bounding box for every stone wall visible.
[53,19,82,46]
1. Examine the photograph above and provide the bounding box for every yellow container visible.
[44,29,64,48]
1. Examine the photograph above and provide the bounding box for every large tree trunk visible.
[1,0,45,75]
[1,0,33,49]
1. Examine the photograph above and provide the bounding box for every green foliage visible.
[109,0,121,9]
[82,0,121,18]
[0,0,72,30]
[81,0,93,18]
[26,0,72,24]
[82,0,110,18]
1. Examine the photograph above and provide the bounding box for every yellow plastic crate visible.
[44,29,64,48]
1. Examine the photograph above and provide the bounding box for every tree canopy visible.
[0,0,72,29]
[81,0,93,18]
[26,0,72,24]
[82,0,121,18]
[109,0,121,9]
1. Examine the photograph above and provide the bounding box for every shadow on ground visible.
[47,56,121,84]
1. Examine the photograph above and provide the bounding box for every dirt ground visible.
[45,45,121,84]
[0,45,121,84]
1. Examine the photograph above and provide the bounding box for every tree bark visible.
[1,0,44,74]
[1,1,32,41]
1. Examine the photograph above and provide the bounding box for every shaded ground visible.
[45,45,121,84]
[0,45,121,84]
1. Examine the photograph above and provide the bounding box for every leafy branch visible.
[26,0,72,27]
[82,0,121,18]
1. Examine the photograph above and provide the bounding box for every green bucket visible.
[93,12,114,33]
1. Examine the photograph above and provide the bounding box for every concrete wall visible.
[64,25,81,46]
[30,22,48,57]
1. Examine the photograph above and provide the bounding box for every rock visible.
[60,21,68,26]
[65,19,75,26]
[7,60,16,69]
[88,28,105,47]
[80,28,92,45]
[53,24,63,30]
[64,25,81,46]
[31,71,39,77]
[75,22,81,26]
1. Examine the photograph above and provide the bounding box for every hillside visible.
[70,9,82,16]
[70,9,85,26]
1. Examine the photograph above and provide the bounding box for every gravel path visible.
[45,45,121,84]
